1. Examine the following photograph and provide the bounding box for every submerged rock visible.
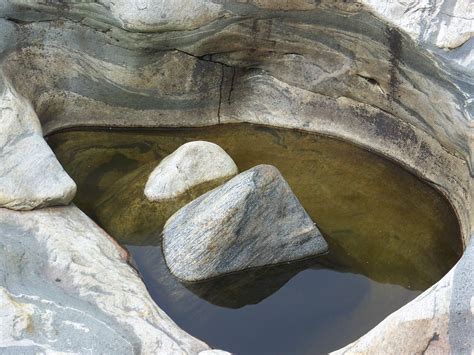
[163,164,328,282]
[145,141,238,202]
[94,162,193,245]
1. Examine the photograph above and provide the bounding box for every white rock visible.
[104,0,223,32]
[361,0,474,49]
[0,205,213,354]
[145,141,238,202]
[0,82,76,210]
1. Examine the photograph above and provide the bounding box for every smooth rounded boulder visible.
[163,164,328,282]
[144,141,238,202]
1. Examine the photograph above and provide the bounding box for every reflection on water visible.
[47,123,462,354]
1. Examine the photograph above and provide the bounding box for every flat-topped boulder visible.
[163,164,328,282]
[145,141,238,202]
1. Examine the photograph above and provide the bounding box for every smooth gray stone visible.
[163,164,328,282]
[0,0,471,353]
[0,205,212,354]
[0,83,76,210]
[145,141,238,202]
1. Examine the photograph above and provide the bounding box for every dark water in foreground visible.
[47,123,462,354]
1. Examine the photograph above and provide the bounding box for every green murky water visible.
[47,123,462,354]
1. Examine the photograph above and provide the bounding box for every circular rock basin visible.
[46,123,463,354]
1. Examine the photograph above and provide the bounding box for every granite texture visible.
[163,165,328,282]
[145,141,238,202]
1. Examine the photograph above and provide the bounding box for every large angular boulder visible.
[145,141,238,202]
[163,164,328,282]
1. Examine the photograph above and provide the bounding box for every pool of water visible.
[47,123,462,354]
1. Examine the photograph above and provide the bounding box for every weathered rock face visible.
[163,164,328,282]
[362,0,474,50]
[0,0,471,232]
[145,141,238,202]
[0,205,218,354]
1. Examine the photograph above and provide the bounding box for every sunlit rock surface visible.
[362,0,474,50]
[145,141,238,202]
[163,164,328,282]
[0,206,218,354]
[0,82,76,210]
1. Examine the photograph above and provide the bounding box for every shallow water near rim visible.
[47,123,462,355]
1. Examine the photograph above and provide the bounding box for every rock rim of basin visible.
[163,164,328,282]
[144,140,238,202]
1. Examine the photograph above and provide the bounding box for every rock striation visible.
[163,164,328,282]
[145,141,238,202]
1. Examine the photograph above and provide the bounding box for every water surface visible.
[47,124,462,354]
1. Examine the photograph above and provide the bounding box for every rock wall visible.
[0,0,472,354]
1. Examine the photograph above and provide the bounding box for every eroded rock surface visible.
[163,164,328,282]
[145,141,238,202]
[0,205,216,354]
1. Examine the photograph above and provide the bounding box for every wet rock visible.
[0,205,213,354]
[145,141,238,202]
[163,164,328,282]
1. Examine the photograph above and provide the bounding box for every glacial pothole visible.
[46,123,463,355]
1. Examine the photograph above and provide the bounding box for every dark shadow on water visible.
[182,255,327,309]
[128,243,421,355]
